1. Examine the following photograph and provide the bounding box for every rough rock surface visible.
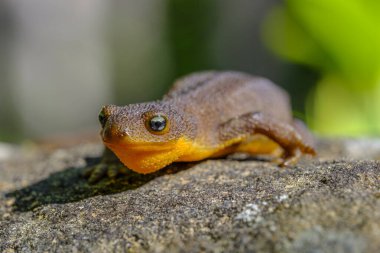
[0,139,379,253]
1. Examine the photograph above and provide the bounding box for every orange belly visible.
[105,135,282,174]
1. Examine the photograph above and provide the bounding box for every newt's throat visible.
[103,137,194,174]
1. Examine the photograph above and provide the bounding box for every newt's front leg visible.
[218,112,316,166]
[83,148,128,183]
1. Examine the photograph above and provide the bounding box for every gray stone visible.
[0,139,379,252]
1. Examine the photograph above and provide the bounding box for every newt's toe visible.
[83,163,127,184]
[106,165,120,179]
[87,164,108,184]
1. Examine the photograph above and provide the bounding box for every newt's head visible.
[98,103,196,174]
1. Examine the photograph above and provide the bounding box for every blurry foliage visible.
[167,0,218,76]
[108,1,171,105]
[0,0,22,142]
[0,0,335,142]
[166,0,316,118]
[110,0,219,105]
[263,0,380,136]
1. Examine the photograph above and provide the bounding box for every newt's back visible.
[167,72,293,142]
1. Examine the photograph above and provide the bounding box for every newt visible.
[85,71,316,183]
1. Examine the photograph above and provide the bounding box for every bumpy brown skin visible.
[84,71,316,183]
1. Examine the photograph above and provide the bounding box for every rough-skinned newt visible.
[85,71,316,183]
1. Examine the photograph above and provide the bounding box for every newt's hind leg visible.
[218,112,316,166]
[235,135,283,158]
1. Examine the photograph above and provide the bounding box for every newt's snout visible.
[98,105,127,142]
[102,124,128,143]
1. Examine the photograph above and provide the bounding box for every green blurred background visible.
[0,0,378,143]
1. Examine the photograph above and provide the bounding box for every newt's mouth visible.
[103,139,177,152]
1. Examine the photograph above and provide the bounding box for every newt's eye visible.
[146,115,168,134]
[98,110,107,128]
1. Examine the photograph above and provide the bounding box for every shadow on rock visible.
[6,157,195,212]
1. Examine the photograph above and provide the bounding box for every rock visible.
[0,140,379,253]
